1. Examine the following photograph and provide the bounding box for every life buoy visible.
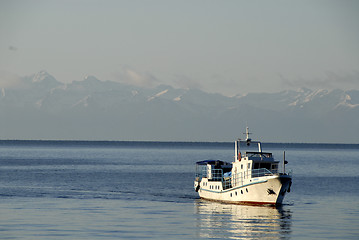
[238,152,241,161]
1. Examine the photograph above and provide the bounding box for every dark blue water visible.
[0,141,358,239]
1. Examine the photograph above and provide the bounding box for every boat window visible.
[261,163,271,171]
[271,164,278,172]
[248,163,251,169]
[241,164,243,169]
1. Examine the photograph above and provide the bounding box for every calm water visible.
[0,141,358,239]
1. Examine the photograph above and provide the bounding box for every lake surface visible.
[0,141,358,239]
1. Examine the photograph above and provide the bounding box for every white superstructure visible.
[194,128,292,205]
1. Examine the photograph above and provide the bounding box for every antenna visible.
[244,127,252,146]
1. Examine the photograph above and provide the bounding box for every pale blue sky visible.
[1,0,358,95]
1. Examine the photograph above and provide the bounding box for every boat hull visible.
[195,175,291,205]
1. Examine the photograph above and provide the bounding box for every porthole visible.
[241,190,243,194]
[235,192,237,196]
[230,193,232,197]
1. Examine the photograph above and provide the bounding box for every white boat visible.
[194,127,292,205]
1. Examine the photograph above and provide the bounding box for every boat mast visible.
[245,127,252,145]
[234,138,240,161]
[283,151,286,173]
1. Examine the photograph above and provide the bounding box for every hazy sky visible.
[1,0,358,96]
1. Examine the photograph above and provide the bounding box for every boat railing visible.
[286,169,293,176]
[195,165,208,180]
[227,168,274,189]
[210,169,223,181]
[195,167,225,182]
[251,168,274,178]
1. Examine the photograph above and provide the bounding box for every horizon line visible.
[0,139,358,147]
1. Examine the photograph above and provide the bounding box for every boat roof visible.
[196,160,228,165]
[246,151,272,155]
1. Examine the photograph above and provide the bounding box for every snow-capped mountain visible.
[0,71,358,142]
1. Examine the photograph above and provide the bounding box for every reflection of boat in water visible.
[194,128,292,205]
[195,199,292,239]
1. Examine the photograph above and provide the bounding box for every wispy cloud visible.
[0,71,23,88]
[173,74,202,90]
[112,66,159,88]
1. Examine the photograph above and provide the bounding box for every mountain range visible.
[1,71,358,143]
